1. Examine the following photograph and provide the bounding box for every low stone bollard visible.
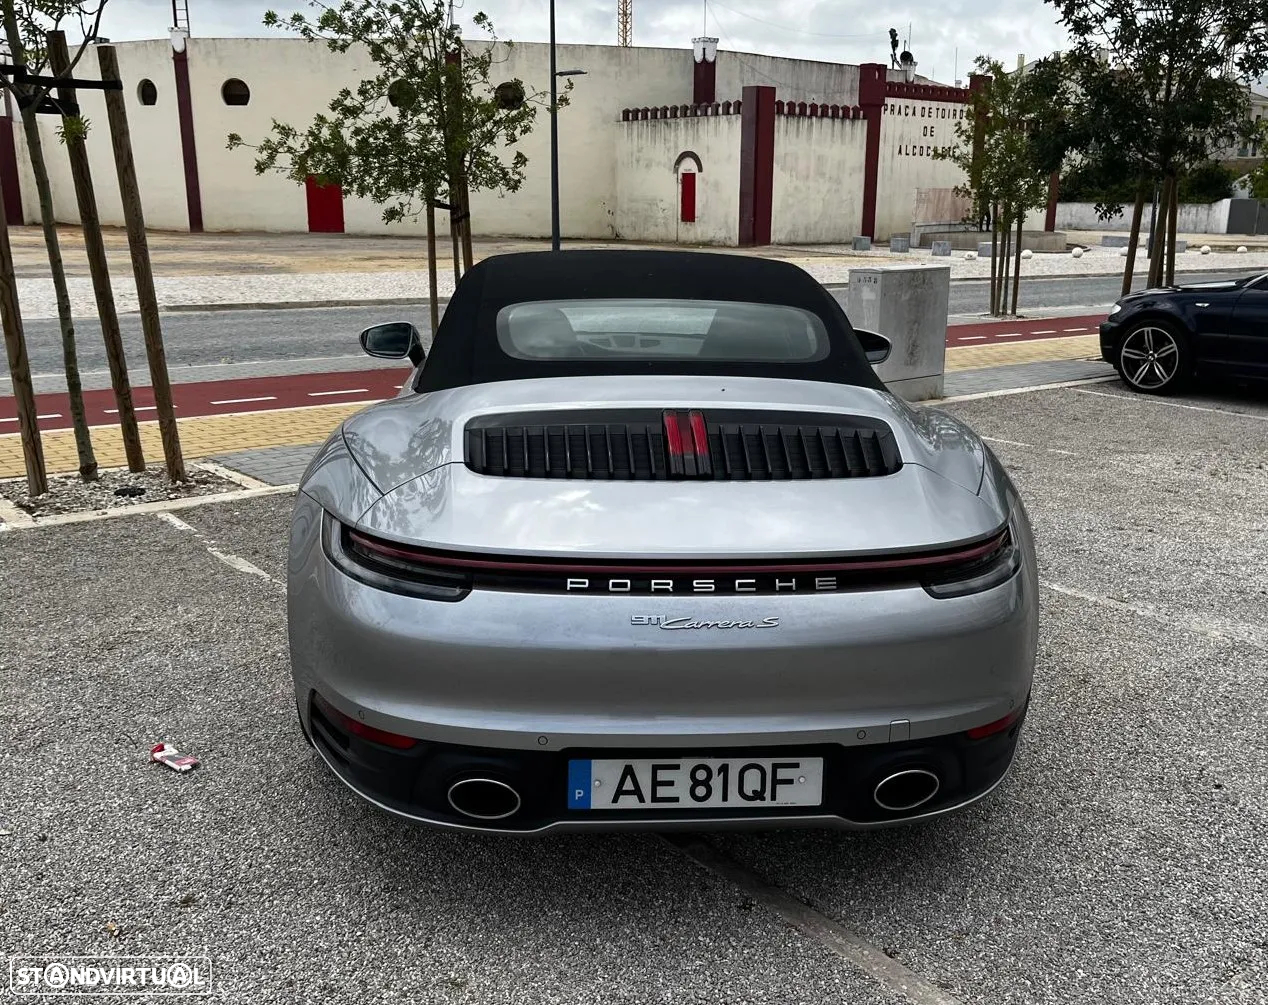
[852,236,872,251]
[1100,235,1130,247]
[977,241,994,258]
[889,236,910,253]
[931,240,952,256]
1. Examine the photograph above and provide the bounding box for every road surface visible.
[7,269,1252,380]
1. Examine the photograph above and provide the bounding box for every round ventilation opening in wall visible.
[221,78,251,106]
[137,79,157,106]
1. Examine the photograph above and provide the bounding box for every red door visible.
[305,175,345,233]
[680,171,697,223]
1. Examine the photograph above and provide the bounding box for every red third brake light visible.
[965,706,1025,740]
[311,692,419,749]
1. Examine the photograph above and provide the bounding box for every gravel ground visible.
[0,465,239,519]
[2,384,1265,1003]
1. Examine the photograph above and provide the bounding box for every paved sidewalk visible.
[9,225,1267,320]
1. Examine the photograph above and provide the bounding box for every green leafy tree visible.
[228,0,559,328]
[936,56,1072,316]
[0,0,108,481]
[1048,0,1268,290]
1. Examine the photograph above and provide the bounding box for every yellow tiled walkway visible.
[0,403,364,480]
[1,335,1102,480]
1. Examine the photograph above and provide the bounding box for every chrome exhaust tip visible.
[446,777,522,821]
[873,768,941,813]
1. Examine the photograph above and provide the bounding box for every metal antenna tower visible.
[617,0,633,46]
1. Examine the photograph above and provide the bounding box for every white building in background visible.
[0,34,1000,246]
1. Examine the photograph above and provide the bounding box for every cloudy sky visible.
[101,0,1074,87]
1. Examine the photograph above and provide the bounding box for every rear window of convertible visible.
[495,299,830,363]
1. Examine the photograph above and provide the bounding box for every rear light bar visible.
[321,511,1019,599]
[966,705,1025,740]
[311,692,419,749]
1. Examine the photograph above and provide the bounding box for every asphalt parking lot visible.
[2,379,1265,1004]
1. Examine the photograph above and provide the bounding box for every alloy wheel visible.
[1120,326,1181,390]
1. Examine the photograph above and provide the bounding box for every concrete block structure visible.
[846,265,950,400]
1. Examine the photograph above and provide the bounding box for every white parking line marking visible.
[308,388,368,397]
[668,836,965,1005]
[995,332,1023,337]
[104,406,160,413]
[1063,327,1088,332]
[956,335,988,341]
[1042,581,1268,648]
[156,511,284,588]
[37,413,62,419]
[1031,329,1057,334]
[1075,388,1268,421]
[210,395,277,406]
[0,417,16,423]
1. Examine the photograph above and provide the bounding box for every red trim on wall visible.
[0,116,23,224]
[737,85,775,247]
[884,81,972,102]
[305,175,345,233]
[858,63,886,240]
[680,171,696,223]
[693,57,717,105]
[172,48,204,233]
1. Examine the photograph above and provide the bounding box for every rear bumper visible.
[304,692,1029,834]
[1099,319,1122,363]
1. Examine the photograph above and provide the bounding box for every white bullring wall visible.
[12,39,189,231]
[714,55,860,107]
[874,97,969,241]
[771,115,867,244]
[9,39,971,245]
[614,115,741,245]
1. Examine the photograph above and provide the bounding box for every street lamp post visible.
[549,0,558,250]
[548,0,585,251]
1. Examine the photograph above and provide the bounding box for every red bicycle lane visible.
[3,313,1106,434]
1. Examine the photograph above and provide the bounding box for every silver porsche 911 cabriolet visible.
[287,250,1038,834]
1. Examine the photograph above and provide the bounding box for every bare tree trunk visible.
[1147,177,1168,289]
[425,196,439,331]
[1165,175,1179,287]
[0,168,46,495]
[98,44,185,481]
[989,203,999,315]
[1011,206,1023,316]
[4,1,96,480]
[48,30,144,473]
[1122,176,1148,297]
[998,213,1012,317]
[449,187,461,286]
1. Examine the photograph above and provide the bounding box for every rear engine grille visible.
[465,409,901,481]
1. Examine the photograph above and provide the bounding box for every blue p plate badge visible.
[567,759,592,809]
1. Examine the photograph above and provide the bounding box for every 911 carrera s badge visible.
[631,615,779,629]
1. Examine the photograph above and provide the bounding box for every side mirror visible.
[854,328,891,365]
[360,322,425,366]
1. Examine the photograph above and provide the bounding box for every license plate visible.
[567,757,824,811]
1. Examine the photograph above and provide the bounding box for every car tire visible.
[1116,320,1191,395]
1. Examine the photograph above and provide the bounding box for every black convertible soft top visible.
[415,250,885,393]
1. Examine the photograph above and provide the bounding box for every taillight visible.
[321,511,470,601]
[921,517,1022,599]
[311,692,419,749]
[966,705,1025,740]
